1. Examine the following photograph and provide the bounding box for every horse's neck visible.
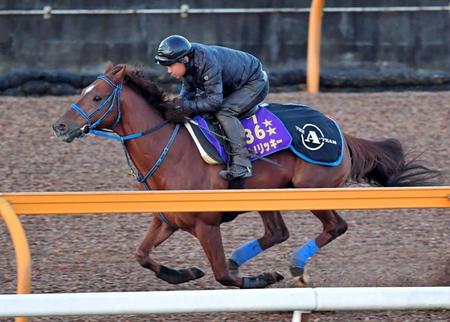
[115,88,212,190]
[115,89,165,140]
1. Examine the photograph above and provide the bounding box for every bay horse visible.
[52,64,439,288]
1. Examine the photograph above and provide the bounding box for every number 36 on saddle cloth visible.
[184,103,345,167]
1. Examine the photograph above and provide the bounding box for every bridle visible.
[71,74,174,141]
[69,74,180,193]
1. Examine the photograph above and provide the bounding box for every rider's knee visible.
[215,108,237,120]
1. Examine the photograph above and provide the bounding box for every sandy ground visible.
[0,91,449,322]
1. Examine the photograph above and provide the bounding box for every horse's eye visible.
[93,96,102,102]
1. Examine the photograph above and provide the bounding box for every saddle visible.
[184,103,344,167]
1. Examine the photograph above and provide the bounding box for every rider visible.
[154,35,269,180]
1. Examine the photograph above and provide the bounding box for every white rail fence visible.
[1,287,449,317]
[1,5,449,17]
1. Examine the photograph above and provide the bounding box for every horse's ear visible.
[104,61,114,73]
[111,64,127,83]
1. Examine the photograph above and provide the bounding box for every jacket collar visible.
[185,49,196,76]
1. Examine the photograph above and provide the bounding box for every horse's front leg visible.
[135,214,205,284]
[195,220,282,289]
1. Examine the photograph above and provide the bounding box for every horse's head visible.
[52,64,127,142]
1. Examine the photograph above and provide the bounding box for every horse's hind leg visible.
[135,215,205,284]
[228,211,289,278]
[195,221,283,288]
[290,210,348,287]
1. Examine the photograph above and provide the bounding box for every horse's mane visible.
[112,65,171,114]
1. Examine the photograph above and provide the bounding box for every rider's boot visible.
[218,117,253,180]
[220,155,252,180]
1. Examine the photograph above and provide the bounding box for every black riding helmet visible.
[155,35,192,66]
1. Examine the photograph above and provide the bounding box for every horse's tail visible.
[344,134,440,187]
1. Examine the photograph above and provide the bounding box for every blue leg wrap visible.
[291,239,320,268]
[229,239,263,267]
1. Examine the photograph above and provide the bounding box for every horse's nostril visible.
[53,122,67,134]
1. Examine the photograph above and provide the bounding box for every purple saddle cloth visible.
[191,103,344,166]
[194,106,292,163]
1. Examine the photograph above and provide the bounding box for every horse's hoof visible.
[241,271,284,288]
[188,267,205,280]
[292,275,309,288]
[267,271,284,285]
[276,271,284,281]
[290,267,310,288]
[156,265,205,284]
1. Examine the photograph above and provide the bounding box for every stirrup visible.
[219,166,252,180]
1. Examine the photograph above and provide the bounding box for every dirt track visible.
[0,91,449,322]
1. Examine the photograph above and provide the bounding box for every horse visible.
[52,64,439,289]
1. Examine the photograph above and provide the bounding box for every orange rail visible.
[307,0,325,93]
[0,199,31,322]
[1,186,449,322]
[2,187,449,215]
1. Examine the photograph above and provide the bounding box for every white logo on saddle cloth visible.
[296,124,337,151]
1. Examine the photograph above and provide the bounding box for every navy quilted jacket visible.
[180,43,263,113]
